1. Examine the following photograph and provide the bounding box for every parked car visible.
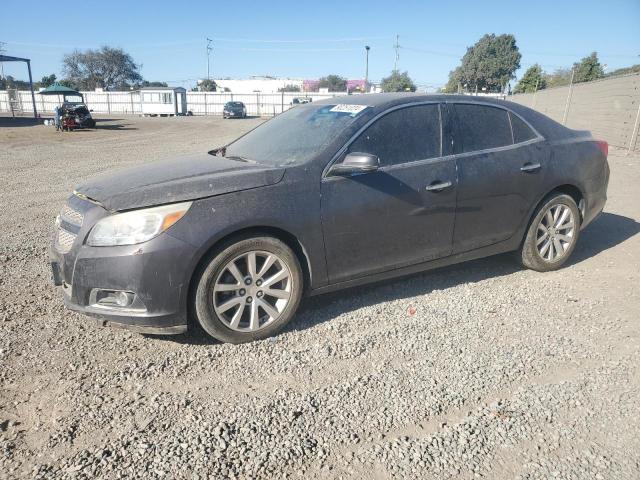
[223,101,247,119]
[51,94,609,343]
[291,97,312,105]
[61,102,96,128]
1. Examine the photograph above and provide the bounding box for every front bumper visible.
[50,203,197,334]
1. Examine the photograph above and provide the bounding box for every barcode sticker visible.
[329,104,369,115]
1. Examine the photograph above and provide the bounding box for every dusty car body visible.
[50,94,609,343]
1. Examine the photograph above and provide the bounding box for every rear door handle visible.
[520,162,541,173]
[425,180,453,192]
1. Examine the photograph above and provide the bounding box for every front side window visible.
[347,104,441,166]
[454,104,512,153]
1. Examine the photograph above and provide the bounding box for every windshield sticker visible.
[329,104,370,116]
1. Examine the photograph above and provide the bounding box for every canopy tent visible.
[38,83,84,104]
[0,54,37,118]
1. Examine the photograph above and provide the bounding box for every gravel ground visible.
[1,115,639,479]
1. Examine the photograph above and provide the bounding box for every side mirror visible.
[328,152,379,176]
[89,109,94,112]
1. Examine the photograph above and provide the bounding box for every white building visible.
[139,87,187,116]
[212,77,304,94]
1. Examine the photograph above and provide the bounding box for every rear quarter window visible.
[454,104,513,153]
[509,112,537,143]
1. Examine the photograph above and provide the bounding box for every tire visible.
[519,193,581,272]
[194,236,303,343]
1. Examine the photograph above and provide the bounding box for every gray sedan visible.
[50,94,609,343]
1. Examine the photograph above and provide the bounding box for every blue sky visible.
[1,0,639,90]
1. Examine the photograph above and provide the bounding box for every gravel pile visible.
[1,117,639,479]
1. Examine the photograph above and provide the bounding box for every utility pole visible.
[393,35,400,71]
[206,38,213,81]
[0,41,5,81]
[364,45,370,91]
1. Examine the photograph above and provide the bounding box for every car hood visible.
[75,154,285,211]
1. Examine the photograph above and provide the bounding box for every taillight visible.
[596,140,608,158]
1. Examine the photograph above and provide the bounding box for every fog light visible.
[92,289,135,308]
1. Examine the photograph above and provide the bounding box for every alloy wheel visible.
[536,204,575,262]
[212,251,293,332]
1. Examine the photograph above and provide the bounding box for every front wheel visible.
[194,236,303,343]
[519,193,581,272]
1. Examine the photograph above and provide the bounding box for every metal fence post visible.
[107,92,111,114]
[204,93,207,116]
[562,68,575,125]
[629,99,640,154]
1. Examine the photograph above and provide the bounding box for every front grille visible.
[60,205,84,227]
[56,228,77,254]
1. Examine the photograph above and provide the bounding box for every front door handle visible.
[425,180,453,192]
[520,162,541,173]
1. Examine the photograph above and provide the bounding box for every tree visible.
[141,80,168,88]
[197,79,217,92]
[445,33,521,92]
[380,70,416,92]
[573,52,604,83]
[62,46,143,90]
[606,64,640,77]
[544,68,572,88]
[39,74,57,88]
[278,84,301,92]
[317,75,347,92]
[513,64,546,93]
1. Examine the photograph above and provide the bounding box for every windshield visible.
[225,102,243,108]
[224,103,370,166]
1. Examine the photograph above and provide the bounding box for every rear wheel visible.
[194,236,303,343]
[520,193,581,271]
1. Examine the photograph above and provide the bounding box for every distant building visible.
[213,77,303,94]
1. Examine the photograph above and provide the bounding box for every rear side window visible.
[347,104,441,166]
[454,104,512,152]
[510,112,537,143]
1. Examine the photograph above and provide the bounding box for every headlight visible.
[87,202,192,246]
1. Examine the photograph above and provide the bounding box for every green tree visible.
[197,79,217,92]
[141,80,168,88]
[606,64,640,77]
[573,52,604,83]
[317,75,347,92]
[39,74,57,88]
[513,64,546,93]
[544,68,572,88]
[380,70,416,92]
[62,46,143,90]
[441,67,462,93]
[278,84,301,92]
[446,33,521,92]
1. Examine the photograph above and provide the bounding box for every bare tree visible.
[63,46,143,91]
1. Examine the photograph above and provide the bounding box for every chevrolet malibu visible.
[50,94,609,343]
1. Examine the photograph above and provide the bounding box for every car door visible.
[447,102,547,253]
[321,103,458,284]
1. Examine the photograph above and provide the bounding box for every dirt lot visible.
[1,115,639,479]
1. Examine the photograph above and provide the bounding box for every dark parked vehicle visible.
[51,94,609,343]
[61,102,96,128]
[223,101,247,119]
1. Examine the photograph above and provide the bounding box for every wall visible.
[509,73,640,151]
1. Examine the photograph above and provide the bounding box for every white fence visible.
[0,90,348,117]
